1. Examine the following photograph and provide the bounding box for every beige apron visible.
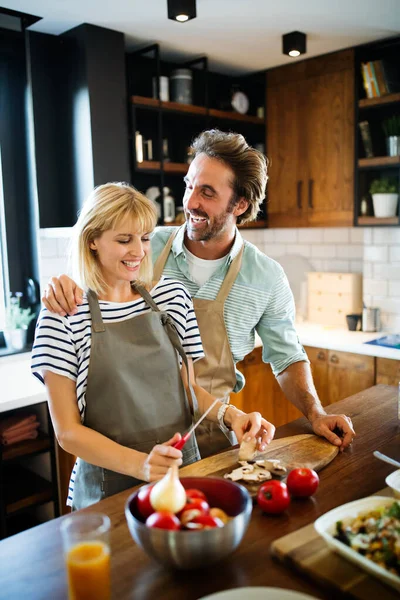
[72,283,200,510]
[154,226,244,457]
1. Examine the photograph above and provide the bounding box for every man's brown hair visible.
[189,129,268,224]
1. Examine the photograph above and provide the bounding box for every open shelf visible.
[4,465,53,514]
[359,156,400,168]
[358,216,399,225]
[209,108,264,124]
[163,162,190,174]
[359,92,400,108]
[131,95,265,124]
[2,431,51,462]
[136,160,161,171]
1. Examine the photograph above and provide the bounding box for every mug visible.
[346,313,362,331]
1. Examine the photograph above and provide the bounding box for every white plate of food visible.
[199,588,318,600]
[314,496,400,592]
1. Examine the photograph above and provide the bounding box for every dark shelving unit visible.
[0,404,60,539]
[354,36,400,227]
[127,44,267,228]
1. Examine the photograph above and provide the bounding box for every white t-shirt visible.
[184,245,227,286]
[31,277,204,506]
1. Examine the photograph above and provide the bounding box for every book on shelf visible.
[358,121,374,158]
[361,59,400,98]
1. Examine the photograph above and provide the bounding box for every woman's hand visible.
[227,408,275,452]
[139,433,184,482]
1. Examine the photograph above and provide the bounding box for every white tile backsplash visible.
[39,223,400,332]
[364,245,389,263]
[389,245,400,262]
[322,228,350,243]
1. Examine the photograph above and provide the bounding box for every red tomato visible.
[185,488,207,501]
[257,480,290,514]
[185,514,224,530]
[145,511,181,530]
[178,497,210,516]
[137,484,155,519]
[286,468,319,498]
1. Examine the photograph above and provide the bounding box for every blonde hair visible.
[190,129,268,224]
[71,182,157,295]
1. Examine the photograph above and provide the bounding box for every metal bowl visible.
[125,476,252,569]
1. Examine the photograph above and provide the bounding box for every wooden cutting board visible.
[181,434,339,496]
[271,488,398,600]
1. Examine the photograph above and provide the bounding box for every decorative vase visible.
[372,193,399,218]
[386,136,400,157]
[4,328,28,351]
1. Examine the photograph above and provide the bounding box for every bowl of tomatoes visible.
[125,476,252,569]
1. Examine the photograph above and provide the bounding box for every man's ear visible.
[233,197,249,217]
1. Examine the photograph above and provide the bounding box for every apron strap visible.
[153,226,182,281]
[215,242,244,302]
[87,290,106,333]
[132,282,199,418]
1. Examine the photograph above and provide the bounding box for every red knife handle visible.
[172,432,190,450]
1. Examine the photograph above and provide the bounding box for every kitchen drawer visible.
[308,272,362,295]
[308,293,360,327]
[376,357,400,386]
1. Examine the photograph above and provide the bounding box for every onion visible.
[149,465,187,514]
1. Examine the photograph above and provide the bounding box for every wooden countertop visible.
[1,384,399,599]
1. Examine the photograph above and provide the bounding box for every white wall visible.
[39,226,400,331]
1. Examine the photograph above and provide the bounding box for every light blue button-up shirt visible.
[151,225,308,392]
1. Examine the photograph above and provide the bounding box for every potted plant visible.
[369,177,399,218]
[382,115,400,157]
[4,292,36,351]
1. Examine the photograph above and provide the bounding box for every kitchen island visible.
[0,384,399,599]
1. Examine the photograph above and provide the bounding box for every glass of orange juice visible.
[60,512,111,600]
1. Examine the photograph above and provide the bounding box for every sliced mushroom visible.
[238,437,258,461]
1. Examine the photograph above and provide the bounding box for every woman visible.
[32,183,274,510]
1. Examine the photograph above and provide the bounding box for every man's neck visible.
[183,229,236,260]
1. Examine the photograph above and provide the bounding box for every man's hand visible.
[310,414,355,452]
[42,274,84,316]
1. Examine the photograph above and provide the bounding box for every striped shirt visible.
[31,277,204,420]
[151,225,308,391]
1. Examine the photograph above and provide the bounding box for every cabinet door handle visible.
[330,354,339,364]
[308,179,314,209]
[317,351,326,361]
[297,180,303,209]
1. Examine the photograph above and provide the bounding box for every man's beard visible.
[184,196,237,242]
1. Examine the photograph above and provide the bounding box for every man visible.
[43,129,355,456]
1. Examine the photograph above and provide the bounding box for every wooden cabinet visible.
[232,345,376,429]
[231,347,302,429]
[376,357,400,385]
[266,49,354,228]
[327,350,375,404]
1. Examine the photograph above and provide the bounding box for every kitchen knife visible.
[172,398,220,450]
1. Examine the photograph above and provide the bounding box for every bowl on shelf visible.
[125,476,252,570]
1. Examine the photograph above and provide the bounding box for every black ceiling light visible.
[167,0,196,22]
[282,31,306,58]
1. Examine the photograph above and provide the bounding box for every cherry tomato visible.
[178,497,210,516]
[136,484,155,519]
[185,514,224,530]
[185,488,207,501]
[146,511,181,530]
[286,468,319,498]
[257,480,290,514]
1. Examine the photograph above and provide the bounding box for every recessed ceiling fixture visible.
[167,0,196,22]
[282,31,306,58]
